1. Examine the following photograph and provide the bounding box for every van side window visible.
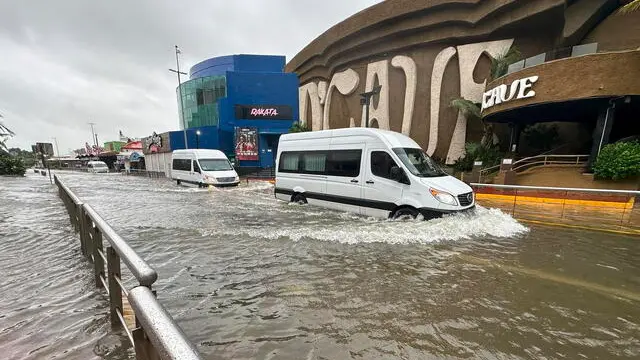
[327,150,361,177]
[302,153,326,173]
[192,160,201,173]
[172,159,191,171]
[279,152,300,172]
[371,151,398,180]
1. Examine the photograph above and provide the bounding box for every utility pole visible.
[88,122,97,147]
[169,45,189,149]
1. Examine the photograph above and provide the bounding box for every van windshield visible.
[392,148,447,178]
[199,159,233,171]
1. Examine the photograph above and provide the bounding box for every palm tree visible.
[490,46,522,80]
[0,114,16,152]
[450,98,497,148]
[620,0,640,13]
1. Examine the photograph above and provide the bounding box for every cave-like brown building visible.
[286,0,640,165]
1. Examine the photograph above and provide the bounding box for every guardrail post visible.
[93,226,105,288]
[78,204,88,256]
[107,246,123,328]
[84,210,94,262]
[132,326,159,360]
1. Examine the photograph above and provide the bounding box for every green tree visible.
[289,121,311,133]
[0,153,27,176]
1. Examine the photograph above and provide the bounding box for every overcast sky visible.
[0,0,381,154]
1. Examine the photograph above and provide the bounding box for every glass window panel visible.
[371,151,398,179]
[303,153,326,173]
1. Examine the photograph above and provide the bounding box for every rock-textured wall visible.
[286,0,628,163]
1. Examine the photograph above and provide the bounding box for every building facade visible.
[287,0,640,164]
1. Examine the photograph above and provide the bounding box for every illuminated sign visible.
[481,76,539,111]
[234,105,293,120]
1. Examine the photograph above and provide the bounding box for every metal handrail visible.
[129,286,202,360]
[53,175,203,360]
[470,183,640,195]
[83,204,157,286]
[510,154,588,172]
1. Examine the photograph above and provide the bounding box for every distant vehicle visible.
[87,161,109,173]
[275,128,475,220]
[171,149,239,187]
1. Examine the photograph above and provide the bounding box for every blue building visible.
[167,54,299,170]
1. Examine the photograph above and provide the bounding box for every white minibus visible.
[275,128,475,220]
[171,149,239,187]
[87,160,109,173]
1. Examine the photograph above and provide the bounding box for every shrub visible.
[0,153,27,176]
[593,141,640,180]
[452,142,502,172]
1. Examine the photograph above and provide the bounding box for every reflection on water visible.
[1,171,639,359]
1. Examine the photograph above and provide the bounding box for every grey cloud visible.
[0,0,381,153]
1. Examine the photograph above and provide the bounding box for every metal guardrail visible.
[54,175,202,360]
[478,154,589,183]
[510,154,588,173]
[470,183,640,230]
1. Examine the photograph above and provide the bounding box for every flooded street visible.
[2,171,640,359]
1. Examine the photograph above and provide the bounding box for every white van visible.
[275,128,474,220]
[87,161,109,173]
[171,149,239,187]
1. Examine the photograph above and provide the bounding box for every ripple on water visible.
[3,171,640,360]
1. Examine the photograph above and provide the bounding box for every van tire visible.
[292,193,307,205]
[177,180,181,185]
[392,207,419,220]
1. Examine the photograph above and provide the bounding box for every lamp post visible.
[169,45,189,149]
[51,137,60,157]
[359,85,382,128]
[196,130,201,149]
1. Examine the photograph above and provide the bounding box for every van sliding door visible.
[325,145,364,215]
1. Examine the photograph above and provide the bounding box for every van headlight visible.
[429,188,458,205]
[234,175,239,181]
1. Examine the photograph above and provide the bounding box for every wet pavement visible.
[1,171,639,359]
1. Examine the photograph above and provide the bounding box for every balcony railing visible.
[506,43,598,75]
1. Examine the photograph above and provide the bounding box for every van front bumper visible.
[419,205,476,220]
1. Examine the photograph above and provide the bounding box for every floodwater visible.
[1,171,639,360]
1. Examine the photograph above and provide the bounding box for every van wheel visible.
[292,194,307,205]
[177,180,181,185]
[392,207,419,221]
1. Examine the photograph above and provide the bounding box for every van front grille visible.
[458,192,474,206]
[216,177,236,183]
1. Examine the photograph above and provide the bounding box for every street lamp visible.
[195,130,201,149]
[359,85,382,128]
[169,45,189,149]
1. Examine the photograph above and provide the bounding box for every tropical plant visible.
[452,142,502,172]
[490,46,522,80]
[450,98,499,149]
[0,116,16,152]
[593,141,640,180]
[619,0,640,13]
[289,121,311,133]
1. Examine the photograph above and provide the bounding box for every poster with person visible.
[235,127,259,161]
